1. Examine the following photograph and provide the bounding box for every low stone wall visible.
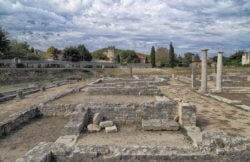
[39,101,177,123]
[0,59,117,68]
[0,106,41,137]
[86,87,163,96]
[205,93,250,111]
[208,74,249,81]
[0,80,77,103]
[16,139,250,162]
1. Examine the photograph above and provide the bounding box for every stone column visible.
[191,67,195,89]
[216,51,223,92]
[200,49,208,93]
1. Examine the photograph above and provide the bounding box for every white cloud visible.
[0,0,249,55]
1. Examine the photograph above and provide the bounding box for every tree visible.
[155,47,168,67]
[227,50,244,66]
[30,47,35,53]
[175,55,183,67]
[8,41,30,59]
[63,47,82,62]
[168,42,175,68]
[182,52,194,67]
[77,44,92,61]
[193,54,200,62]
[115,53,120,63]
[92,52,108,60]
[119,50,140,64]
[150,46,156,67]
[0,27,10,58]
[46,46,61,60]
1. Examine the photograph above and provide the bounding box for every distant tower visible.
[107,46,115,63]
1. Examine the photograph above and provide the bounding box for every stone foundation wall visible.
[0,106,41,137]
[86,87,163,96]
[39,101,177,123]
[16,141,250,162]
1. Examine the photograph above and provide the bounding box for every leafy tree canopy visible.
[119,50,140,64]
[46,46,61,60]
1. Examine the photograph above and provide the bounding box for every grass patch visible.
[0,83,32,93]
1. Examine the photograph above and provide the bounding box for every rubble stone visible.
[93,113,103,124]
[99,121,113,128]
[105,125,118,133]
[87,124,101,132]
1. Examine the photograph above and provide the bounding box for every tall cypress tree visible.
[168,42,175,68]
[150,46,156,67]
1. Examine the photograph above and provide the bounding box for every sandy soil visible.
[0,79,94,122]
[51,93,156,104]
[159,79,250,137]
[0,116,68,162]
[77,125,192,149]
[216,93,250,106]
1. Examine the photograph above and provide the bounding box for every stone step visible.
[142,119,179,131]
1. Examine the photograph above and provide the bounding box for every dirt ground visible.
[0,116,68,162]
[77,125,192,149]
[159,79,250,137]
[51,93,156,104]
[0,79,94,122]
[216,93,250,106]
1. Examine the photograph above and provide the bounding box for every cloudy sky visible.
[0,0,249,56]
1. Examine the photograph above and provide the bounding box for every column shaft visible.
[216,52,223,92]
[201,49,208,93]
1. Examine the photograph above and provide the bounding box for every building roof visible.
[138,55,147,59]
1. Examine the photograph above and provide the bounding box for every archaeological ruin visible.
[0,49,249,162]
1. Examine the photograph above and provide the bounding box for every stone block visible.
[64,111,88,135]
[186,127,202,147]
[64,122,83,135]
[178,103,196,128]
[55,135,78,147]
[87,124,101,133]
[93,113,103,124]
[16,142,53,162]
[142,119,179,131]
[99,121,113,128]
[105,125,118,133]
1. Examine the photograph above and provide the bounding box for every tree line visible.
[150,42,200,68]
[46,45,92,62]
[1,27,248,66]
[91,48,144,64]
[150,43,248,68]
[0,27,44,60]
